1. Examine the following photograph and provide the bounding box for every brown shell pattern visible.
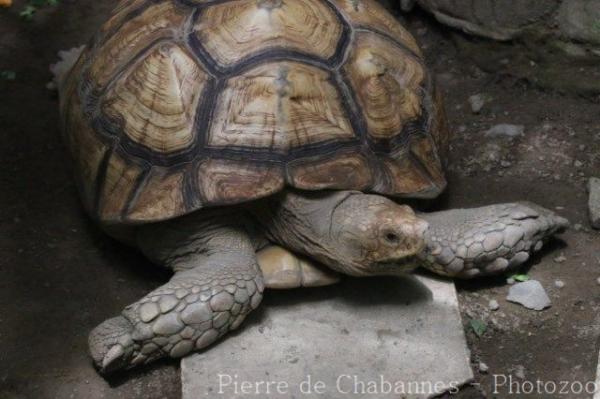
[62,0,449,224]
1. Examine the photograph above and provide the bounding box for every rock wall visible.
[402,0,600,95]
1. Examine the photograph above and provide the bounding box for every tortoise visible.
[55,0,568,374]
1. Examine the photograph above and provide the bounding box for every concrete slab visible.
[594,348,600,399]
[181,274,473,398]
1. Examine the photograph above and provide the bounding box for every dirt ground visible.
[1,1,599,398]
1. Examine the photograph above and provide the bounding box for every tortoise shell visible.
[61,0,449,225]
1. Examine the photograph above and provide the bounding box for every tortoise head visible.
[326,193,428,276]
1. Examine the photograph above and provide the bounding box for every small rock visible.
[588,177,600,229]
[554,254,567,263]
[478,362,489,373]
[514,365,526,379]
[557,0,600,45]
[488,300,500,311]
[468,94,486,113]
[506,277,515,285]
[485,124,524,138]
[573,223,583,231]
[554,280,565,289]
[574,160,583,168]
[506,280,551,311]
[596,277,600,286]
[399,0,417,11]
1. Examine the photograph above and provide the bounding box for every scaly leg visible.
[418,202,568,278]
[88,211,264,373]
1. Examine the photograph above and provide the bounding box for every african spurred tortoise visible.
[55,0,567,373]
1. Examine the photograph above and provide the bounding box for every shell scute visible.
[194,0,344,68]
[381,156,435,197]
[287,151,373,191]
[196,159,285,206]
[410,135,446,190]
[98,151,144,221]
[89,1,188,88]
[99,0,149,40]
[332,0,422,56]
[207,61,356,153]
[344,31,426,141]
[102,43,210,154]
[63,95,111,214]
[128,167,187,222]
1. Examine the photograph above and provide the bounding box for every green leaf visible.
[469,319,487,338]
[19,0,60,21]
[19,5,36,20]
[511,274,530,282]
[0,70,16,80]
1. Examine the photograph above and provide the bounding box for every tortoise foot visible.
[89,316,136,374]
[88,264,264,374]
[419,203,568,278]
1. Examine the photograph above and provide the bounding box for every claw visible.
[102,345,125,370]
[89,316,136,374]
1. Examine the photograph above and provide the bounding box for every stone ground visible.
[182,275,473,399]
[1,1,599,398]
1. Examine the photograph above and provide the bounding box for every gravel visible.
[485,124,524,138]
[554,254,567,263]
[468,94,486,113]
[588,177,600,229]
[478,362,489,373]
[514,365,526,380]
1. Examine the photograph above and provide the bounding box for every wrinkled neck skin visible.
[251,190,421,277]
[251,190,352,272]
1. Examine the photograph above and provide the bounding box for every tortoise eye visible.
[384,231,400,244]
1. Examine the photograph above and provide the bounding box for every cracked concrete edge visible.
[418,276,474,398]
[594,348,600,399]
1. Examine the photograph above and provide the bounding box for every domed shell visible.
[61,0,449,225]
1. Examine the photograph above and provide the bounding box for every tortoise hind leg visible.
[88,212,264,373]
[418,202,568,278]
[257,245,340,289]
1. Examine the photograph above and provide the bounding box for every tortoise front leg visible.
[418,203,568,278]
[89,212,264,373]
